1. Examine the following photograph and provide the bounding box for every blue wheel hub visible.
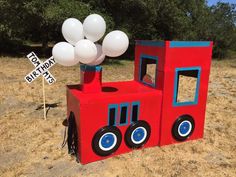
[101,133,115,148]
[179,121,191,135]
[132,128,145,142]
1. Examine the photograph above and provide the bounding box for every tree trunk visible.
[42,38,48,57]
[41,25,49,57]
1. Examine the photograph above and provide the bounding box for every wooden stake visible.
[42,76,46,120]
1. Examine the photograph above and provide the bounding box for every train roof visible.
[136,40,211,48]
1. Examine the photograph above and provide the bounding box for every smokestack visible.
[80,65,102,93]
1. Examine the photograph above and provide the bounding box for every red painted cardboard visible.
[66,40,213,164]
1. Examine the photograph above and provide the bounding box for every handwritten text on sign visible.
[25,52,56,84]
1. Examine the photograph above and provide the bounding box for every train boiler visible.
[66,40,213,164]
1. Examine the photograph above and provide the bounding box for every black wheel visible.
[67,112,78,156]
[125,120,151,148]
[172,115,195,141]
[92,126,122,156]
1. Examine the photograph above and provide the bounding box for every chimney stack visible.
[80,65,102,93]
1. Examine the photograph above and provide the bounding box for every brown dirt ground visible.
[0,57,235,177]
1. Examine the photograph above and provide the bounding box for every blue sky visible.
[207,0,235,6]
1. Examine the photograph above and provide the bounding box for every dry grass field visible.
[0,57,235,177]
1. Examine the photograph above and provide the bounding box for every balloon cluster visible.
[52,14,129,66]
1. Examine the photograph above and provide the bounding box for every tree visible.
[0,0,235,58]
[22,0,92,52]
[0,0,92,54]
[209,3,236,58]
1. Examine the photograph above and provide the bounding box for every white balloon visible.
[83,14,106,42]
[102,30,129,57]
[52,42,79,66]
[87,44,106,66]
[62,18,84,45]
[75,39,97,64]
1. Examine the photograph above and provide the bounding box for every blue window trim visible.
[139,54,158,88]
[170,41,210,48]
[108,104,118,126]
[173,67,201,106]
[130,101,140,123]
[118,103,129,126]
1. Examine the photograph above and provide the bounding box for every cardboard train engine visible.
[66,40,213,164]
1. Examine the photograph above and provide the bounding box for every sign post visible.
[25,52,56,120]
[42,77,46,120]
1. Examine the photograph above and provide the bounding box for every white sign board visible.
[25,52,56,85]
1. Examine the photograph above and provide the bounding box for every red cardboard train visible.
[66,40,213,164]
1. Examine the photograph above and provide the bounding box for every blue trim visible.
[108,104,118,126]
[131,101,140,123]
[139,54,158,88]
[80,64,102,72]
[173,67,201,106]
[140,54,158,60]
[136,41,210,47]
[136,40,165,47]
[119,103,129,126]
[170,41,210,48]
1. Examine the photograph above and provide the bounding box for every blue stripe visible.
[136,40,165,47]
[170,41,210,48]
[140,54,158,60]
[80,64,102,72]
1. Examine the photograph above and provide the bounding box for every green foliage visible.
[209,3,236,58]
[0,0,92,50]
[0,0,235,58]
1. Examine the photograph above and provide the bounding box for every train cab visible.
[135,40,213,146]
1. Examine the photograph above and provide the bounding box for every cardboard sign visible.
[25,52,56,85]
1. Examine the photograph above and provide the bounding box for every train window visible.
[140,55,158,88]
[173,67,201,106]
[119,103,129,125]
[131,102,140,122]
[108,104,118,126]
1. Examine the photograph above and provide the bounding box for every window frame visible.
[108,104,118,126]
[119,103,129,125]
[173,67,201,106]
[139,54,158,88]
[130,101,140,123]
